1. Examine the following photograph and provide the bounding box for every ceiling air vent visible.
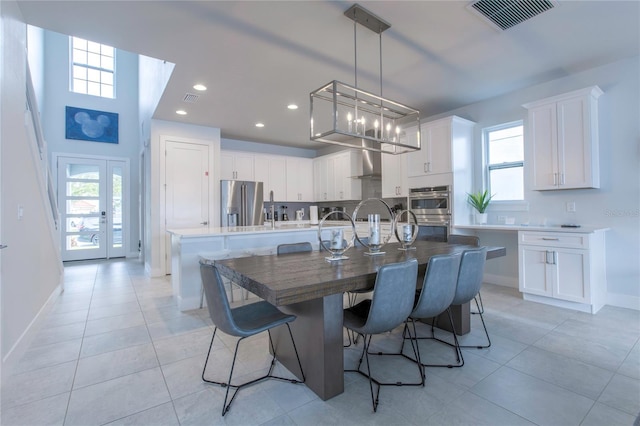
[183,93,200,103]
[467,0,558,31]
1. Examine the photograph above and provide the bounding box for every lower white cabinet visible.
[518,230,607,313]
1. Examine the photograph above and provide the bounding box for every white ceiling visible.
[17,1,640,150]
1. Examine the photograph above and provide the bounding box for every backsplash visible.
[262,197,407,222]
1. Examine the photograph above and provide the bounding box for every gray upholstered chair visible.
[343,258,421,412]
[401,253,464,368]
[439,247,491,350]
[199,261,305,416]
[277,242,312,255]
[447,234,484,314]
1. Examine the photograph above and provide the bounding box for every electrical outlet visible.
[17,205,24,220]
[497,215,506,224]
[567,202,576,212]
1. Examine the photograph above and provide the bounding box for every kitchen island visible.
[167,223,350,311]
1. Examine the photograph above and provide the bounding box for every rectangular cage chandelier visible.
[310,4,421,154]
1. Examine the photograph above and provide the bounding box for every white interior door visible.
[58,155,128,261]
[164,140,210,273]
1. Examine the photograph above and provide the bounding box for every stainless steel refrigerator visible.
[220,180,264,227]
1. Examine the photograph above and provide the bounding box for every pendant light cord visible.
[379,32,383,98]
[353,17,358,89]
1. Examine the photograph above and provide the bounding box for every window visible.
[484,121,524,201]
[70,37,115,98]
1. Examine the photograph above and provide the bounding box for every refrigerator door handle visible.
[240,184,247,226]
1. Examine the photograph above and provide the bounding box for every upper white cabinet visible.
[254,155,287,201]
[286,157,314,202]
[221,151,313,202]
[523,86,603,190]
[313,150,362,201]
[406,116,475,180]
[220,151,255,181]
[334,150,362,201]
[381,152,408,197]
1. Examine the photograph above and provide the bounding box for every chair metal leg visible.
[345,329,425,412]
[201,325,305,416]
[471,291,484,314]
[458,297,491,349]
[404,308,465,368]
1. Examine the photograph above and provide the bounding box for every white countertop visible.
[167,222,349,238]
[453,224,609,233]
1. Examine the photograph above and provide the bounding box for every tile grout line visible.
[61,263,99,426]
[129,267,182,425]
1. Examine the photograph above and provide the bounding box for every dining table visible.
[210,240,506,401]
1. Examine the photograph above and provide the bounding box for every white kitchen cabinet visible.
[518,230,607,313]
[523,86,602,190]
[254,156,286,201]
[220,151,255,180]
[313,150,361,202]
[313,156,330,201]
[404,116,474,227]
[407,117,473,178]
[381,151,408,197]
[286,157,313,201]
[334,150,361,201]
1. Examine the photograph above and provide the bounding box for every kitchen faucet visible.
[269,191,275,229]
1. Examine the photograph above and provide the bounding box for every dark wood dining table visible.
[212,240,505,400]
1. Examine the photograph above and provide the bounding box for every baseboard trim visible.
[607,293,640,311]
[483,273,518,288]
[2,279,63,373]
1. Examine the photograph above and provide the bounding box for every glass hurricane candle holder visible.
[394,210,419,250]
[352,198,395,256]
[317,211,355,262]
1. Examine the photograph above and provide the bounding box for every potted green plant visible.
[467,190,494,224]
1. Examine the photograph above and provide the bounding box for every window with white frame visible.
[484,121,524,201]
[70,37,115,98]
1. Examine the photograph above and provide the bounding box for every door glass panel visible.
[112,166,123,248]
[66,199,100,215]
[66,164,99,179]
[66,181,99,196]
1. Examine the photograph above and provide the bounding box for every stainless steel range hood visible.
[351,139,383,199]
[352,139,381,179]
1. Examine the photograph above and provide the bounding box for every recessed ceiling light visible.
[287,104,298,110]
[193,84,207,91]
[176,110,187,115]
[255,122,265,128]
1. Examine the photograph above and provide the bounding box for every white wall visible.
[441,56,640,308]
[147,119,220,277]
[138,54,174,275]
[41,29,141,257]
[1,0,63,370]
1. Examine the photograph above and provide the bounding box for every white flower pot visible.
[475,213,488,225]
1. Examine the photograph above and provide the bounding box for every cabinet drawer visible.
[519,231,589,249]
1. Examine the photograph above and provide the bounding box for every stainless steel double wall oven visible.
[408,185,451,242]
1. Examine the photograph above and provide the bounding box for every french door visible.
[57,155,128,261]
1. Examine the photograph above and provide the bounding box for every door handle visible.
[200,221,208,225]
[0,245,7,250]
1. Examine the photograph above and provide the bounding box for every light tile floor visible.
[2,258,639,425]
